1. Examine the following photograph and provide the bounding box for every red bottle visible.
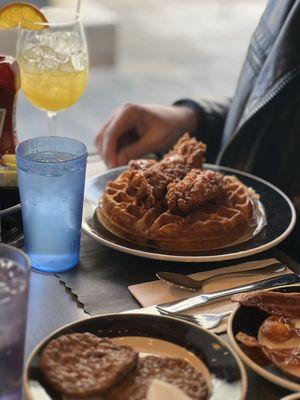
[0,55,22,245]
[0,55,20,155]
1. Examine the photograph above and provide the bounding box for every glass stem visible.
[47,112,57,136]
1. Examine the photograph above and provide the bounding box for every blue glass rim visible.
[16,136,88,164]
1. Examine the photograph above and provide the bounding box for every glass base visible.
[29,253,79,273]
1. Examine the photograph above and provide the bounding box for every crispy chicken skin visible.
[159,133,206,180]
[126,133,208,206]
[167,169,227,214]
[164,133,206,169]
[126,167,172,207]
[128,159,157,171]
[129,133,206,180]
[143,168,172,200]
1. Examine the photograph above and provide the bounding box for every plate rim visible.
[280,394,300,400]
[24,312,248,400]
[83,164,296,262]
[227,285,300,392]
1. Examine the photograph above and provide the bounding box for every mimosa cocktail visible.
[20,67,88,112]
[17,7,89,135]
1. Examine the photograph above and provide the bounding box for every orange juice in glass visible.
[17,6,88,135]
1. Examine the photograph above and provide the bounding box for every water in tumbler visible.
[0,258,29,400]
[17,150,86,272]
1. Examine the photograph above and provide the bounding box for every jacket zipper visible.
[216,65,300,164]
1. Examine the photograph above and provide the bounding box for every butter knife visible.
[156,273,300,314]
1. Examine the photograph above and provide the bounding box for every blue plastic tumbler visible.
[16,136,87,273]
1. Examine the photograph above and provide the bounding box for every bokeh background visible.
[0,0,265,152]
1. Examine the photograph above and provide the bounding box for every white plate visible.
[82,164,296,262]
[280,394,300,400]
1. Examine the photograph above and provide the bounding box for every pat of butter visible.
[0,168,18,187]
[3,162,16,169]
[147,379,192,400]
[2,154,16,164]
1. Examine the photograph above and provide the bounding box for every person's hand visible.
[95,103,198,167]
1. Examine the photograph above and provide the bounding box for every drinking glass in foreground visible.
[0,244,30,400]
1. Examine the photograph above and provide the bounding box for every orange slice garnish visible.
[0,2,47,29]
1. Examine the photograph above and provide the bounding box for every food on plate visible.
[39,333,138,398]
[233,290,300,377]
[232,290,300,318]
[98,133,261,251]
[166,169,227,213]
[259,316,300,343]
[105,355,208,400]
[39,333,209,400]
[236,331,300,377]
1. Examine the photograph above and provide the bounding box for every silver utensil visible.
[159,309,231,329]
[0,203,21,217]
[156,273,300,314]
[87,151,102,163]
[156,262,287,291]
[88,151,99,157]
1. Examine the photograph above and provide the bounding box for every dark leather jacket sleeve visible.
[172,0,300,260]
[174,97,231,162]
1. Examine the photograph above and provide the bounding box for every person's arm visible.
[95,98,231,167]
[95,103,198,167]
[174,97,231,162]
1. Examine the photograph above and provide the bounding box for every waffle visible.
[98,134,259,251]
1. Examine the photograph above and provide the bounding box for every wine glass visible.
[17,5,88,136]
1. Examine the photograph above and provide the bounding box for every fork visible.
[158,309,231,329]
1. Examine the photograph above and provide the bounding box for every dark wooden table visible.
[23,162,295,400]
[24,231,297,400]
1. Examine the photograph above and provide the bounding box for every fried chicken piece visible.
[164,133,206,170]
[128,156,189,200]
[167,169,227,214]
[146,133,207,182]
[143,168,172,200]
[129,133,206,189]
[157,154,190,181]
[126,167,171,207]
[126,134,208,208]
[126,170,155,208]
[129,159,157,171]
[129,133,206,181]
[128,157,177,201]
